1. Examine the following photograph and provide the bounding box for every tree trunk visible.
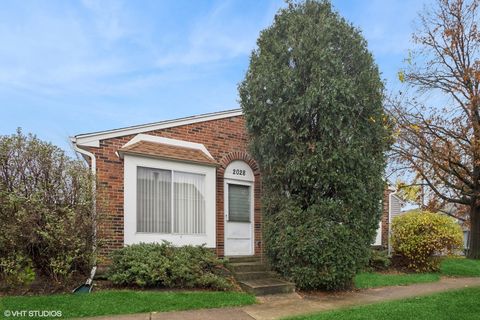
[468,204,480,259]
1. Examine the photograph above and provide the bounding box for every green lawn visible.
[355,257,480,289]
[440,257,480,277]
[287,287,480,320]
[354,272,440,289]
[0,290,256,319]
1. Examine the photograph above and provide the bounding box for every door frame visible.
[224,178,254,256]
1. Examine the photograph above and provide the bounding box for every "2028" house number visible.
[232,169,246,176]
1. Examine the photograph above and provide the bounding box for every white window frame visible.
[124,154,216,247]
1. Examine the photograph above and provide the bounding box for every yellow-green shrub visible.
[391,210,463,272]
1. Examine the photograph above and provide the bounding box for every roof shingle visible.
[118,141,217,166]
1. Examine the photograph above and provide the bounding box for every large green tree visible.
[239,0,390,290]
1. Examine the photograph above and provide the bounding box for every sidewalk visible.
[81,277,480,320]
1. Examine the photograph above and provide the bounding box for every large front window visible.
[136,166,206,234]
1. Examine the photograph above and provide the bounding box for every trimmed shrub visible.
[391,210,463,272]
[0,129,95,285]
[367,249,391,271]
[107,242,233,290]
[239,0,390,290]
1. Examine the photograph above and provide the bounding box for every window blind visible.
[136,167,206,234]
[174,171,206,234]
[228,184,251,222]
[137,167,171,233]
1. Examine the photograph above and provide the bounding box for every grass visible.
[2,258,478,319]
[0,290,256,319]
[286,287,480,320]
[355,257,480,289]
[354,272,440,289]
[440,257,480,277]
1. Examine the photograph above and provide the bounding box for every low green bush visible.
[391,210,463,272]
[107,242,233,290]
[367,249,391,271]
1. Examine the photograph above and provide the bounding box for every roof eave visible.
[119,150,219,167]
[74,108,243,147]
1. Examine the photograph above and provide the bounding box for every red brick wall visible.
[83,115,262,259]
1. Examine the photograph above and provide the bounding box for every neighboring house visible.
[373,186,403,252]
[72,109,395,260]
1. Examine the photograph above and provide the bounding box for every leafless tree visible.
[390,0,480,258]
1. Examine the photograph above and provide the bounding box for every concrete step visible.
[229,262,267,273]
[234,271,277,281]
[239,278,295,296]
[227,256,262,263]
[226,256,296,296]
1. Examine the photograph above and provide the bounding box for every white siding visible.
[373,220,382,246]
[390,195,402,221]
[387,193,403,254]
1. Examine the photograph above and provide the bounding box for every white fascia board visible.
[390,193,404,204]
[120,134,214,160]
[74,109,243,148]
[77,139,101,147]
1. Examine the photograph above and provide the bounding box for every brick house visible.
[72,109,400,260]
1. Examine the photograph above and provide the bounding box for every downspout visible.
[387,189,398,256]
[71,137,98,291]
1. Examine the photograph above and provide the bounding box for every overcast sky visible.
[0,0,433,153]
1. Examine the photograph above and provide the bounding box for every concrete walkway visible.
[81,277,480,320]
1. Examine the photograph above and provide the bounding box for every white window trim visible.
[124,154,216,247]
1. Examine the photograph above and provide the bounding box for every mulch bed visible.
[2,276,242,296]
[0,273,88,296]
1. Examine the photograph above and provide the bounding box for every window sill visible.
[135,232,207,236]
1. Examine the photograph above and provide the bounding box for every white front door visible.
[224,181,254,256]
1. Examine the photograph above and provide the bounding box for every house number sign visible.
[232,169,246,176]
[225,160,253,181]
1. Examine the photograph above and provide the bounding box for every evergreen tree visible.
[239,0,391,290]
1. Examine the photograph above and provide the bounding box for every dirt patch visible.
[0,273,88,296]
[1,268,242,296]
[91,281,242,293]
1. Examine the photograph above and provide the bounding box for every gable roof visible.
[71,108,243,147]
[118,140,217,166]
